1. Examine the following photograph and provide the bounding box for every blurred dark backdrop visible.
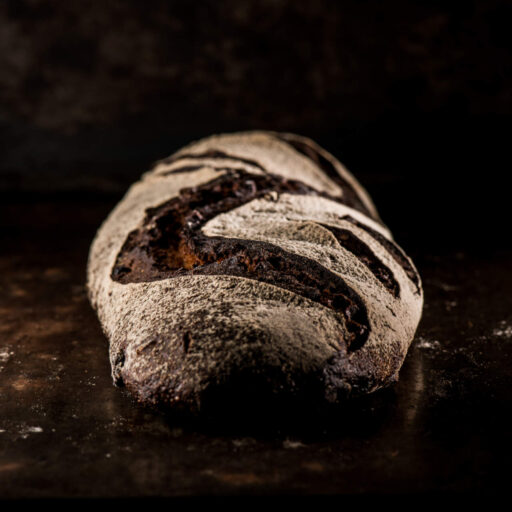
[1,0,511,250]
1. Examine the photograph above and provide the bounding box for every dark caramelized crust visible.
[161,145,377,221]
[111,170,373,351]
[273,133,378,221]
[160,164,204,174]
[162,149,268,174]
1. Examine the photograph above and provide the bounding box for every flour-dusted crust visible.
[87,131,423,412]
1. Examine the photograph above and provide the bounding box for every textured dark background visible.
[1,0,511,249]
[1,0,511,501]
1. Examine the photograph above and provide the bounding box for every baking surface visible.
[0,195,510,498]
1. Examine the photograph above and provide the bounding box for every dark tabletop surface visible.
[1,0,511,500]
[0,192,510,499]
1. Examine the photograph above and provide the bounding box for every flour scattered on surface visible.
[26,426,43,433]
[445,300,458,311]
[0,348,13,362]
[283,439,305,449]
[18,425,43,439]
[0,347,14,371]
[493,321,512,339]
[232,438,256,448]
[416,337,442,350]
[427,280,458,292]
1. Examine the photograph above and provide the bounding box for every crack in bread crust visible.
[162,149,268,174]
[111,170,375,351]
[273,133,377,220]
[339,215,422,294]
[318,223,400,298]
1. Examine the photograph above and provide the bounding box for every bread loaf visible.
[87,131,423,412]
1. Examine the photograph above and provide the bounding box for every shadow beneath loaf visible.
[131,380,398,440]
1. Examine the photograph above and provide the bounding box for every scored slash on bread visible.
[87,131,423,413]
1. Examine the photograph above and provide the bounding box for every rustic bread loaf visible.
[87,131,423,412]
